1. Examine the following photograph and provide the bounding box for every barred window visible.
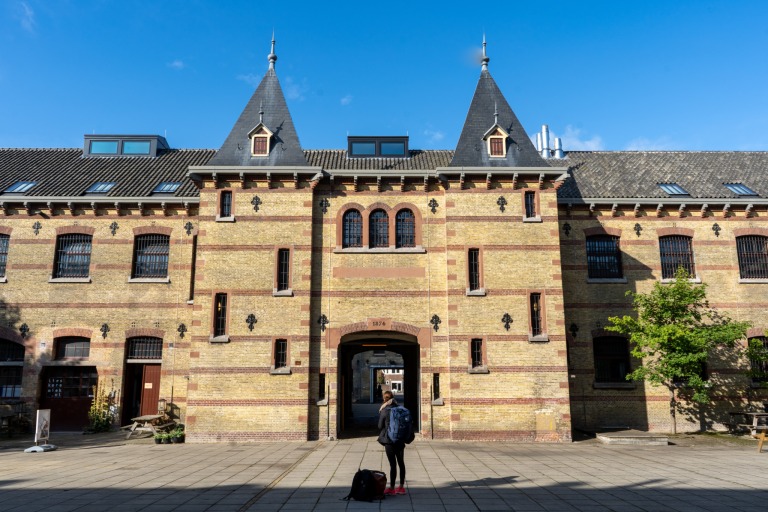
[342,210,362,248]
[132,234,170,278]
[524,191,536,218]
[395,209,415,248]
[213,293,227,337]
[530,293,542,336]
[369,209,389,248]
[659,235,695,279]
[470,339,483,368]
[586,235,623,279]
[55,337,90,359]
[468,248,480,291]
[593,337,631,383]
[737,236,768,279]
[277,249,291,291]
[126,337,163,360]
[53,234,92,278]
[0,234,9,277]
[220,191,232,217]
[750,336,768,383]
[274,339,287,369]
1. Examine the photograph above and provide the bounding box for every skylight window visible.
[89,140,119,154]
[348,136,409,158]
[4,181,36,194]
[659,183,689,196]
[152,182,181,194]
[724,183,758,196]
[86,182,116,194]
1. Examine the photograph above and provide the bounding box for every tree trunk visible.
[669,385,677,435]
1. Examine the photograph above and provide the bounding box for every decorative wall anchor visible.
[177,323,187,338]
[19,323,29,338]
[109,221,119,236]
[712,223,721,237]
[634,223,642,237]
[428,198,438,214]
[501,313,513,331]
[251,196,262,212]
[496,196,507,213]
[184,221,194,236]
[318,314,329,332]
[430,314,441,332]
[32,221,42,235]
[562,223,571,236]
[246,314,257,332]
[319,198,330,214]
[100,323,110,339]
[569,323,579,339]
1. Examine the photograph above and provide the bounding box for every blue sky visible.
[2,1,767,152]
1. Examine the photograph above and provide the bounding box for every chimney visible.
[536,133,542,152]
[554,137,564,159]
[540,125,550,159]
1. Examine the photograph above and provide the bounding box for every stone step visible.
[596,429,669,445]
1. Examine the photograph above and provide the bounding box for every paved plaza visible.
[1,433,768,511]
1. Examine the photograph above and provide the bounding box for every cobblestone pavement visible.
[1,433,767,511]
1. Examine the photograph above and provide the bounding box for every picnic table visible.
[727,411,768,435]
[121,414,175,439]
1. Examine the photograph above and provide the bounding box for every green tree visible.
[607,267,750,434]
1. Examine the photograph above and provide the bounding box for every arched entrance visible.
[337,334,420,438]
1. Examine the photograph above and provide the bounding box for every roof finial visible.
[268,30,277,70]
[259,100,264,124]
[481,34,489,72]
[494,102,499,125]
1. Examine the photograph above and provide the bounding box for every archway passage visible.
[338,337,420,439]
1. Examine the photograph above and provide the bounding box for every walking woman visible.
[378,390,406,495]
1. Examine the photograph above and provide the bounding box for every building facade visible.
[1,43,766,441]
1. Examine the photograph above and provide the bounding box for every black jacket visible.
[377,399,398,445]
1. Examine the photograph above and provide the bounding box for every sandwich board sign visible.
[24,409,57,453]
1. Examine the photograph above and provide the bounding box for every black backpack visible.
[342,469,387,502]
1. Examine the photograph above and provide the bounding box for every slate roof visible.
[206,69,308,167]
[559,151,768,201]
[304,150,453,171]
[0,148,213,198]
[450,70,550,168]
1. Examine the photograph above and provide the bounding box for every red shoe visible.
[383,487,396,496]
[395,486,406,495]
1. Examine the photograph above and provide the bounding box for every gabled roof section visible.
[482,124,508,140]
[207,39,307,167]
[451,69,549,168]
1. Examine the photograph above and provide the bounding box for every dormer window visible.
[249,124,273,157]
[483,126,508,158]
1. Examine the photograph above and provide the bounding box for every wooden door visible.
[139,364,161,416]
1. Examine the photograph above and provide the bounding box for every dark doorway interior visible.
[121,363,161,425]
[338,338,419,439]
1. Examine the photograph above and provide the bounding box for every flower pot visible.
[154,437,162,444]
[162,437,171,444]
[171,436,183,444]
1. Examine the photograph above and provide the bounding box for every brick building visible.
[1,41,766,441]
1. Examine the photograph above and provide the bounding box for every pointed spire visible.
[481,34,489,72]
[268,31,277,70]
[259,100,264,124]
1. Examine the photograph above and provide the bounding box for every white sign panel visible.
[35,409,51,444]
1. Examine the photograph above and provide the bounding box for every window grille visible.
[593,337,631,382]
[468,248,480,291]
[586,235,623,278]
[53,234,92,278]
[470,339,483,368]
[220,191,232,217]
[274,339,287,369]
[750,336,768,383]
[126,337,163,360]
[530,293,542,336]
[737,236,768,279]
[433,373,440,399]
[524,191,536,218]
[0,366,22,398]
[55,337,90,359]
[369,210,389,248]
[490,137,503,156]
[277,249,290,291]
[213,293,227,337]
[342,210,362,248]
[45,367,98,399]
[0,340,24,362]
[0,234,8,277]
[659,235,695,278]
[395,209,415,248]
[132,234,170,278]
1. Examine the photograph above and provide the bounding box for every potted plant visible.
[161,432,172,444]
[170,426,185,444]
[153,432,164,444]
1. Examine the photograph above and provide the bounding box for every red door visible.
[139,364,161,416]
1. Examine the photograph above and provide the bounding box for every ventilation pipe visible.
[536,133,542,152]
[553,137,564,159]
[540,125,550,159]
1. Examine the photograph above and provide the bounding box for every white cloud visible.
[19,1,36,33]
[167,60,185,70]
[624,137,675,151]
[284,76,309,101]
[236,73,261,88]
[531,125,605,151]
[424,129,445,145]
[340,94,353,106]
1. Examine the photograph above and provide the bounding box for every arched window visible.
[659,235,695,278]
[737,236,768,279]
[395,209,415,248]
[369,209,389,248]
[55,337,90,359]
[342,210,363,248]
[586,235,623,279]
[53,234,92,278]
[132,234,170,278]
[593,337,631,383]
[0,339,23,398]
[126,337,163,360]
